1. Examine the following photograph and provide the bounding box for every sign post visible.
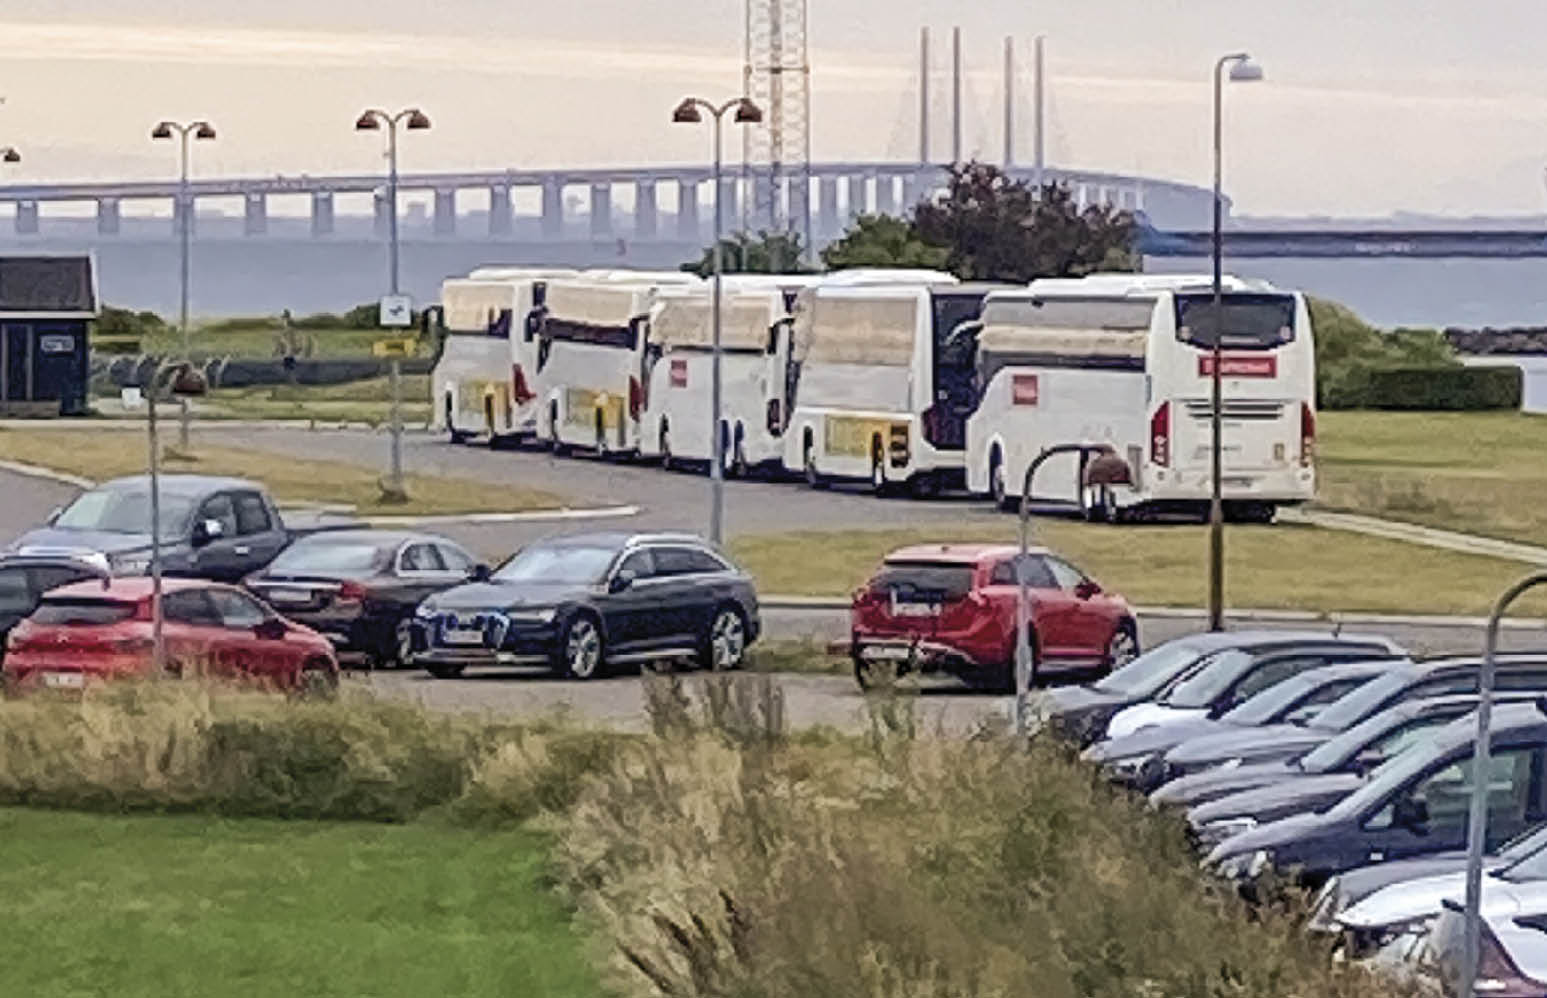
[376,295,414,503]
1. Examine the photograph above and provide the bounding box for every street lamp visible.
[1206,53,1262,633]
[0,147,19,164]
[142,360,207,672]
[671,95,763,546]
[355,107,431,296]
[152,119,216,452]
[356,107,431,502]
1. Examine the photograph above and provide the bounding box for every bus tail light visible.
[1300,403,1316,466]
[628,376,643,422]
[1150,402,1171,467]
[511,364,534,404]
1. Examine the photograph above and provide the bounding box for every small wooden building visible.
[0,254,97,417]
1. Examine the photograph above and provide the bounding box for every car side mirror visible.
[45,506,61,526]
[192,519,225,547]
[1075,580,1102,600]
[470,563,492,583]
[1393,796,1430,834]
[609,569,636,594]
[253,617,286,641]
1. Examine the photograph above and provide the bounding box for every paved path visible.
[1288,508,1547,566]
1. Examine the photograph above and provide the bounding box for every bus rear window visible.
[31,599,139,626]
[1175,293,1296,350]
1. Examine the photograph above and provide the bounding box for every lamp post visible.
[356,107,431,500]
[1206,53,1263,633]
[152,120,216,452]
[143,361,206,672]
[1459,570,1547,998]
[671,95,763,546]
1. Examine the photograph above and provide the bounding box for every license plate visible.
[266,588,313,605]
[41,672,85,689]
[865,647,915,662]
[891,602,939,618]
[441,628,485,647]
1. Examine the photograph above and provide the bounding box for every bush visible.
[1311,297,1460,409]
[1359,365,1522,410]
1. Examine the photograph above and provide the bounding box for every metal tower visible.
[743,0,811,251]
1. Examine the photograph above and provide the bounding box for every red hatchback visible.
[4,577,339,693]
[850,544,1138,691]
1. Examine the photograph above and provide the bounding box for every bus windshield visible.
[1175,293,1296,350]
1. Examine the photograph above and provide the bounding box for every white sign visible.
[379,295,413,328]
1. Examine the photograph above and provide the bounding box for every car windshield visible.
[1158,649,1255,708]
[493,544,616,585]
[54,489,194,536]
[30,598,138,626]
[1219,674,1320,726]
[1306,669,1414,733]
[1324,734,1456,822]
[1093,640,1204,697]
[267,542,389,577]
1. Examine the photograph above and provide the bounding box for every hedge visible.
[1345,365,1523,410]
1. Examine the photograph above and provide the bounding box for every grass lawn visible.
[1318,410,1547,547]
[0,429,564,517]
[729,519,1547,617]
[0,808,596,998]
[127,322,432,361]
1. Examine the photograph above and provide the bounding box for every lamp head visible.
[193,122,217,141]
[151,122,175,140]
[671,99,702,124]
[1228,56,1264,83]
[0,148,19,164]
[404,109,431,130]
[355,111,382,131]
[734,98,764,124]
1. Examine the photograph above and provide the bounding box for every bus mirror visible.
[1084,450,1134,488]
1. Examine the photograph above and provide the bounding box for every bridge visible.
[0,162,1208,241]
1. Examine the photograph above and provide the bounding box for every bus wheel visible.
[659,423,674,471]
[869,441,890,497]
[729,424,748,479]
[446,397,467,444]
[804,439,827,490]
[989,448,1011,510]
[548,403,568,456]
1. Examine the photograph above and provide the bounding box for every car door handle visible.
[234,545,251,556]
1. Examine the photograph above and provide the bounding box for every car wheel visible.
[996,630,1039,694]
[701,606,748,671]
[425,663,466,680]
[392,619,415,669]
[559,614,606,680]
[296,658,339,699]
[1105,622,1139,674]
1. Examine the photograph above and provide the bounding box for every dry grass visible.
[0,427,563,515]
[729,520,1547,617]
[1318,410,1547,546]
[192,376,434,426]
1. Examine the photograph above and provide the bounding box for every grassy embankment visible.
[0,680,1417,998]
[196,375,434,426]
[0,429,561,517]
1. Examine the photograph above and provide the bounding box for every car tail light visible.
[511,363,534,404]
[1150,402,1171,467]
[1300,402,1316,467]
[337,580,368,603]
[766,398,783,435]
[628,375,643,422]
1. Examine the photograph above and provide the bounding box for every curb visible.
[0,458,94,490]
[759,596,1547,631]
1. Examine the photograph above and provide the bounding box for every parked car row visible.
[1048,632,1547,996]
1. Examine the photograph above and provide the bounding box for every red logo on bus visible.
[1198,355,1277,378]
[1012,374,1040,406]
[670,359,688,388]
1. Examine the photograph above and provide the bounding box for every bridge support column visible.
[311,192,334,237]
[676,180,699,240]
[903,167,932,211]
[373,191,391,238]
[789,174,810,248]
[541,179,563,238]
[847,175,867,218]
[96,198,120,236]
[488,186,512,236]
[243,193,267,236]
[590,183,612,237]
[14,201,37,235]
[818,177,838,238]
[434,189,457,236]
[634,180,657,239]
[875,175,896,216]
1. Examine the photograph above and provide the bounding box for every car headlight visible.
[1215,848,1273,880]
[1197,816,1258,847]
[505,607,557,625]
[1106,754,1149,778]
[414,603,437,619]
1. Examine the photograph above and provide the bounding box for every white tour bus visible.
[636,286,793,472]
[431,268,576,444]
[532,273,700,455]
[781,281,994,494]
[963,273,1316,521]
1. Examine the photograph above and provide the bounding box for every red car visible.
[849,544,1138,691]
[3,577,339,693]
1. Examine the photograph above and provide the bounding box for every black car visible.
[1156,692,1547,812]
[7,475,293,581]
[1208,702,1547,886]
[0,553,110,661]
[411,531,761,680]
[1043,630,1405,747]
[1159,655,1547,782]
[1082,660,1399,792]
[245,530,486,667]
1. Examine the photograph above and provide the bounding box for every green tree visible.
[911,162,1137,281]
[681,230,809,276]
[819,214,949,271]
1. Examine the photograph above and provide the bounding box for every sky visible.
[4,1,1547,217]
